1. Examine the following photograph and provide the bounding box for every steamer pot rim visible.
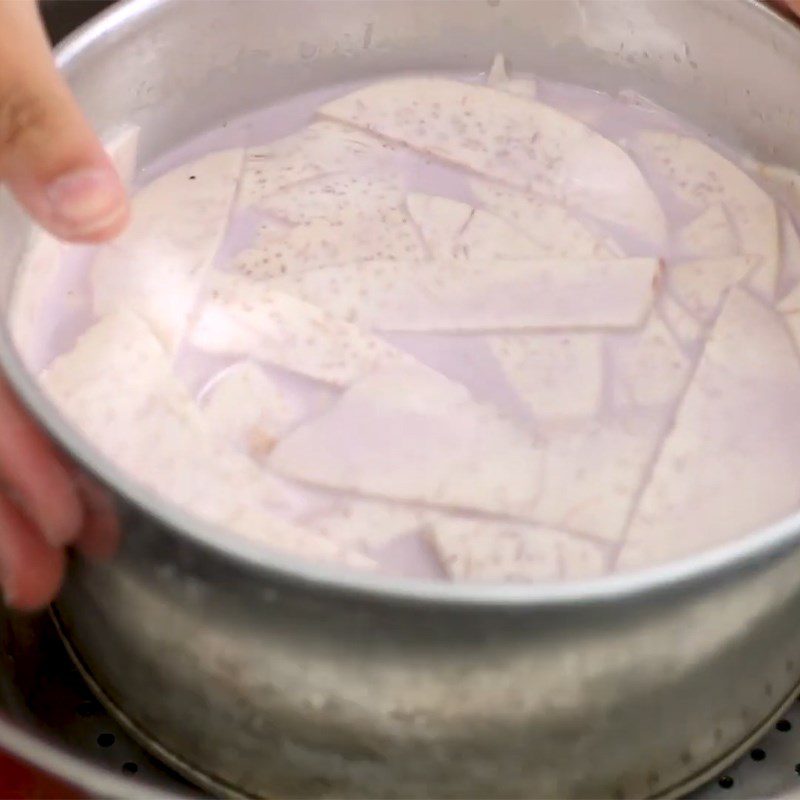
[7,0,799,609]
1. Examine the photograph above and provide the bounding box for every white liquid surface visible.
[21,69,800,583]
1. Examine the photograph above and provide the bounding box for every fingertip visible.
[0,496,65,611]
[6,545,65,612]
[7,463,84,549]
[11,159,130,244]
[45,198,130,244]
[13,444,85,549]
[76,197,130,244]
[75,476,121,561]
[0,378,85,547]
[38,482,84,548]
[42,164,129,243]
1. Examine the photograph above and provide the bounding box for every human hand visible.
[0,0,126,609]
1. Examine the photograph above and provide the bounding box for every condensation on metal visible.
[0,612,797,799]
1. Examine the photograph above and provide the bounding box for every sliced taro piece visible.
[619,289,800,570]
[92,148,243,351]
[320,77,667,244]
[268,257,660,332]
[270,363,545,519]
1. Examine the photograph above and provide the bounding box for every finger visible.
[772,0,800,16]
[0,493,65,611]
[0,377,83,547]
[0,0,128,243]
[75,475,121,561]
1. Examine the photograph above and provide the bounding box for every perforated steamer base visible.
[0,609,799,800]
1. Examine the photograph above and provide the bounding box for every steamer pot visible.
[2,1,800,796]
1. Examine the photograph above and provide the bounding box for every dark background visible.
[40,0,116,45]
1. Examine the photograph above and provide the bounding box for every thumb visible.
[0,0,128,243]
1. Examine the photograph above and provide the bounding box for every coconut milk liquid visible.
[24,70,800,582]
